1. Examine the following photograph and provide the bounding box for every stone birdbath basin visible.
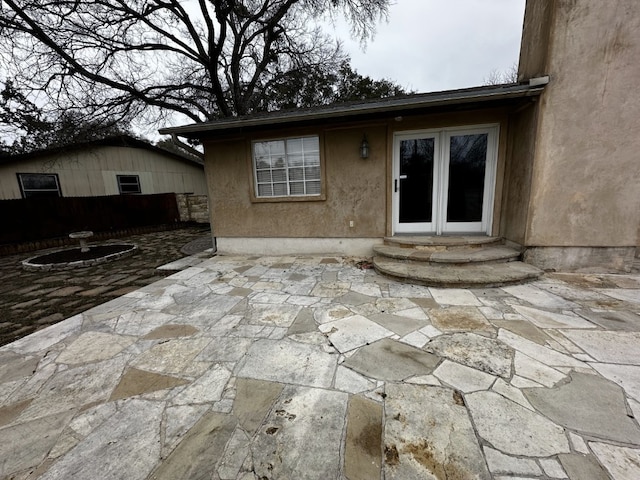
[69,231,94,253]
[22,232,137,271]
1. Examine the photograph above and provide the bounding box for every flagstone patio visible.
[1,254,639,479]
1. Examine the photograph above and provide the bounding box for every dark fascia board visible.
[159,82,546,139]
[0,135,204,168]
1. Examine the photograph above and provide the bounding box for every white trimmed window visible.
[253,136,321,197]
[17,173,61,198]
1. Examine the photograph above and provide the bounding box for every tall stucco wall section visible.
[517,0,554,80]
[500,104,539,246]
[504,0,553,246]
[525,0,640,252]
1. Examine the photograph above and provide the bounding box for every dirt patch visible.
[384,444,399,466]
[404,440,470,480]
[355,422,382,458]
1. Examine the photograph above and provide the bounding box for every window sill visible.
[250,193,326,204]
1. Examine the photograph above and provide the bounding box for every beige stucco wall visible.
[206,125,387,239]
[522,0,640,249]
[500,103,539,245]
[0,145,207,199]
[206,109,511,241]
[518,0,554,81]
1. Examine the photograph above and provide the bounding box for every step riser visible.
[384,243,504,252]
[411,257,518,266]
[373,246,522,266]
[374,269,540,288]
[373,237,539,288]
[372,256,543,288]
[372,253,521,266]
[384,236,504,250]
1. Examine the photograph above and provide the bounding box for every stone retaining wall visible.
[176,194,210,224]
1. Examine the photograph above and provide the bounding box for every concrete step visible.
[373,257,543,288]
[373,245,521,265]
[384,235,503,251]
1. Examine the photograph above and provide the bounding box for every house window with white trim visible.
[17,173,61,198]
[117,175,141,194]
[252,136,321,198]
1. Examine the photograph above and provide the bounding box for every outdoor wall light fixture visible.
[360,135,370,159]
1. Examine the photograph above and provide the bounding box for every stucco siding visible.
[207,126,387,238]
[207,110,511,241]
[518,0,554,80]
[500,103,539,246]
[526,0,640,248]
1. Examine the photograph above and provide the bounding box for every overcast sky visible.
[327,0,526,93]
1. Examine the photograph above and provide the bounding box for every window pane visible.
[288,154,303,167]
[303,136,319,152]
[21,174,58,190]
[256,156,271,169]
[256,170,272,183]
[399,138,434,223]
[306,181,321,195]
[258,184,273,196]
[266,140,285,156]
[304,152,320,166]
[272,169,287,182]
[254,142,269,158]
[286,138,303,153]
[273,183,288,196]
[447,134,487,222]
[290,182,305,195]
[304,166,320,180]
[120,184,141,193]
[118,175,138,184]
[289,167,304,180]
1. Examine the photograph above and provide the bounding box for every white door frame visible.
[392,124,499,235]
[392,129,441,234]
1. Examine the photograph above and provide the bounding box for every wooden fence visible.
[0,193,181,245]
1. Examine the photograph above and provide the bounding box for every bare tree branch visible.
[0,0,391,136]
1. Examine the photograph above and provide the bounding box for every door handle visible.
[395,175,407,192]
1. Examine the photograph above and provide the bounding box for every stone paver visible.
[0,226,212,346]
[0,253,640,479]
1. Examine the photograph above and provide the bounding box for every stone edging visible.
[22,244,138,271]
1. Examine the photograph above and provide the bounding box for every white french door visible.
[393,125,498,235]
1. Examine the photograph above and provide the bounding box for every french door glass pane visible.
[447,134,487,222]
[399,138,434,223]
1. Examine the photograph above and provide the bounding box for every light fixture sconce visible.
[360,135,370,159]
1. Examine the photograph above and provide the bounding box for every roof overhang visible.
[0,135,204,167]
[159,80,547,140]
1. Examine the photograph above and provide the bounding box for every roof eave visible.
[159,83,546,138]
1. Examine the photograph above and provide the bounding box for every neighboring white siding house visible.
[0,136,207,199]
